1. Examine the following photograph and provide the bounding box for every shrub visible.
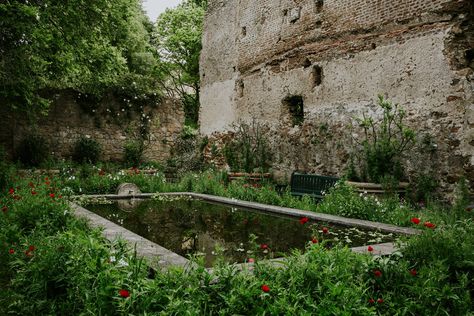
[123,140,144,167]
[72,137,101,164]
[223,121,272,172]
[350,95,415,183]
[16,134,49,167]
[0,146,13,191]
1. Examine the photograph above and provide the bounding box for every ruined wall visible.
[0,92,185,162]
[200,0,474,192]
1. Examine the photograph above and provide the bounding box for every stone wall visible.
[200,0,474,193]
[0,92,185,163]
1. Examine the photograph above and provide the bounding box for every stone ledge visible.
[70,202,190,270]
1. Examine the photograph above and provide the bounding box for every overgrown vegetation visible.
[1,164,473,315]
[16,133,50,167]
[223,121,273,173]
[349,95,416,183]
[72,137,101,164]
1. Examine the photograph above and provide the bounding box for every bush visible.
[0,147,13,191]
[123,140,144,167]
[72,137,101,164]
[16,134,49,167]
[223,121,272,172]
[350,96,415,183]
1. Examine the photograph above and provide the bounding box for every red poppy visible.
[44,177,49,181]
[424,221,436,229]
[261,284,270,293]
[411,217,420,225]
[8,188,14,195]
[322,227,329,234]
[311,238,318,244]
[373,270,382,277]
[49,193,55,198]
[377,298,384,304]
[1,206,7,213]
[28,182,35,188]
[28,245,36,252]
[367,246,374,252]
[260,244,268,250]
[247,258,255,263]
[119,289,130,298]
[45,181,51,186]
[409,269,417,276]
[368,298,375,304]
[8,248,14,254]
[299,217,309,225]
[31,190,37,195]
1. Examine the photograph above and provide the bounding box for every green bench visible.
[290,172,339,200]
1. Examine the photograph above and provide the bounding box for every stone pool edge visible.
[71,192,421,269]
[70,202,191,270]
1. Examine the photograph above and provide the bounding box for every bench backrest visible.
[290,173,339,196]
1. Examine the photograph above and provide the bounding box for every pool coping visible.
[71,192,420,269]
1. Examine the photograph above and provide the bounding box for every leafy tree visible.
[0,0,161,117]
[153,1,205,126]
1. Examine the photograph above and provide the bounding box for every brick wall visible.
[0,92,185,163]
[200,0,474,194]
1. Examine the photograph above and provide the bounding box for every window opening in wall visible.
[315,0,324,13]
[236,80,244,98]
[312,65,323,87]
[283,95,304,127]
[466,48,474,64]
[303,58,311,68]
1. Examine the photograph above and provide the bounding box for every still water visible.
[85,196,396,267]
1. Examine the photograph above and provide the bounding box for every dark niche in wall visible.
[315,0,324,13]
[283,95,304,127]
[312,65,323,87]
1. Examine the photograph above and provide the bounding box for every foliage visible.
[0,147,13,191]
[223,121,273,172]
[123,140,144,167]
[1,168,474,315]
[350,96,416,183]
[72,137,101,164]
[153,0,205,126]
[16,133,50,167]
[0,0,161,115]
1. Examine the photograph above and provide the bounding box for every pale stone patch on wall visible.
[200,79,238,135]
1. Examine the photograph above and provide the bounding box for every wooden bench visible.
[290,172,339,200]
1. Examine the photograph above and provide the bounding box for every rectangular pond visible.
[85,196,398,267]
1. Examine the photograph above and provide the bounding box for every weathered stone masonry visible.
[0,92,185,162]
[200,0,474,192]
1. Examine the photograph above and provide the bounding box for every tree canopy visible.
[153,0,205,126]
[0,0,161,116]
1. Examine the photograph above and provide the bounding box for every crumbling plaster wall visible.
[200,0,474,192]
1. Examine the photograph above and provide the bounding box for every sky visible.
[142,0,183,22]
